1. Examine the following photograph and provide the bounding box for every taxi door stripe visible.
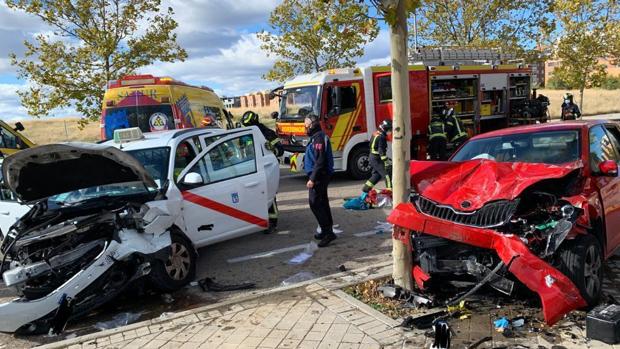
[182,191,269,228]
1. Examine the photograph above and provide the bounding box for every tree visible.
[372,0,419,291]
[7,0,187,123]
[549,0,619,109]
[412,0,553,59]
[258,0,379,82]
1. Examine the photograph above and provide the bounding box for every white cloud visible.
[0,3,45,31]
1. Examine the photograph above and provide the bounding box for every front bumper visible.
[388,202,587,325]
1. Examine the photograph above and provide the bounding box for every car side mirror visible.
[598,160,618,176]
[13,122,24,132]
[183,172,204,185]
[271,111,279,119]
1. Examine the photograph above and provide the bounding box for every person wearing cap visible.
[303,114,336,247]
[362,119,393,193]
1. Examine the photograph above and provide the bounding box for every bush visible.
[601,76,620,90]
[546,75,575,90]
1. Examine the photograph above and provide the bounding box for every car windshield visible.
[49,181,151,205]
[279,86,320,120]
[103,105,175,140]
[451,130,581,164]
[127,147,171,188]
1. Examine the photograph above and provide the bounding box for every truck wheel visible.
[555,234,603,306]
[150,233,197,292]
[348,146,371,180]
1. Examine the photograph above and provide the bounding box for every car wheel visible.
[150,233,197,292]
[555,234,603,306]
[348,146,371,180]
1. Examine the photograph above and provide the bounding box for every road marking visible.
[227,243,309,263]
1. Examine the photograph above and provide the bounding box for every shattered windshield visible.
[451,130,581,164]
[49,181,151,205]
[279,86,320,120]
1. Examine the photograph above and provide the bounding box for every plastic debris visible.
[198,277,255,292]
[430,320,451,349]
[399,311,448,330]
[343,194,369,210]
[378,284,402,299]
[494,317,510,332]
[281,271,316,286]
[159,312,175,320]
[316,225,343,234]
[353,222,392,237]
[161,293,174,304]
[287,242,318,265]
[94,312,142,331]
[512,317,525,328]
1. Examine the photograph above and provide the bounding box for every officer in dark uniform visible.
[561,93,582,121]
[303,114,336,247]
[241,111,284,157]
[241,110,283,233]
[362,120,392,193]
[428,113,448,160]
[443,105,468,150]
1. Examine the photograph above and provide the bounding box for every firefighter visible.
[303,114,336,247]
[362,120,392,193]
[561,93,581,121]
[241,111,284,157]
[428,112,448,160]
[444,104,468,150]
[241,110,282,233]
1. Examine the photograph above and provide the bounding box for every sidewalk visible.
[36,261,620,349]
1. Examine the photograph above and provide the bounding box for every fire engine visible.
[271,49,543,179]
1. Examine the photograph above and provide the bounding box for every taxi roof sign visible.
[113,127,144,144]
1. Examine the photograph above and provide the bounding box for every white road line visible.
[227,243,309,263]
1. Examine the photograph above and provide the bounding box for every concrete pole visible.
[388,0,413,290]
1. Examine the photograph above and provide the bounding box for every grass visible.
[14,89,620,145]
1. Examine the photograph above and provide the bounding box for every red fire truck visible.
[272,51,542,179]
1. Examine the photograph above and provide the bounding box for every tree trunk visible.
[579,87,584,113]
[389,0,413,291]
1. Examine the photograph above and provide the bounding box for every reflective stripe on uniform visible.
[364,180,375,188]
[385,175,392,189]
[429,133,447,140]
[270,138,281,146]
[370,133,380,155]
[381,155,388,161]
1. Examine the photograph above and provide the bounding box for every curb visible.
[35,261,394,349]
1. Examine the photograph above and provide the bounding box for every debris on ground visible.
[512,316,526,328]
[466,336,492,349]
[316,225,343,235]
[343,193,369,210]
[281,271,316,286]
[353,221,392,237]
[161,294,174,304]
[287,242,318,265]
[586,303,620,344]
[94,312,142,331]
[430,320,451,349]
[197,277,256,292]
[338,264,347,272]
[158,312,175,320]
[494,316,510,332]
[399,311,448,330]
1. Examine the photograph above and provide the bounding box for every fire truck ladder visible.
[409,47,517,66]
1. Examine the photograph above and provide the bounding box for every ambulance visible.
[100,75,232,140]
[272,49,537,179]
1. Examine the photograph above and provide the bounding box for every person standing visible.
[303,114,336,247]
[428,112,448,160]
[362,119,392,193]
[444,104,468,151]
[561,93,581,121]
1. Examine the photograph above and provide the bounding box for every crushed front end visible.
[388,162,592,325]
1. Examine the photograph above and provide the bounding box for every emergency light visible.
[113,127,144,144]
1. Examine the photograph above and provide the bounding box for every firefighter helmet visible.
[241,111,259,126]
[379,119,392,132]
[563,93,574,102]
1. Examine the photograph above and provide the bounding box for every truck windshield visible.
[279,86,320,120]
[451,130,581,164]
[103,105,175,140]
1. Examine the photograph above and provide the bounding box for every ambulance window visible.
[378,76,392,103]
[188,135,257,184]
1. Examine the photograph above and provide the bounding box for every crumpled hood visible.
[411,159,583,211]
[3,143,156,202]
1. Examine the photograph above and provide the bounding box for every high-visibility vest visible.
[428,117,447,140]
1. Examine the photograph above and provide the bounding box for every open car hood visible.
[410,159,583,211]
[2,143,156,202]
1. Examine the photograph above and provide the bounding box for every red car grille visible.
[413,195,518,228]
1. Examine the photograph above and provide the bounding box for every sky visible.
[0,0,391,120]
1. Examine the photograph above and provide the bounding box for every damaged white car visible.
[0,126,279,334]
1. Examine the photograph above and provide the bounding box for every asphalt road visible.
[0,166,393,348]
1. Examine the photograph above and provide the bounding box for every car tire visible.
[348,146,371,180]
[555,234,603,306]
[150,233,197,292]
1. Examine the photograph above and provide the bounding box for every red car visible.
[389,120,620,325]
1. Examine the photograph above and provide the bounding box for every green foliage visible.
[550,0,619,105]
[601,76,620,90]
[7,0,187,123]
[546,75,575,90]
[412,0,553,60]
[258,0,379,82]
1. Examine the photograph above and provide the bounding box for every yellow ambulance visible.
[100,75,231,140]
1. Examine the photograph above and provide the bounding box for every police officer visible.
[241,110,283,233]
[362,120,392,193]
[444,104,468,150]
[428,112,448,160]
[561,93,581,121]
[303,114,336,247]
[241,111,284,157]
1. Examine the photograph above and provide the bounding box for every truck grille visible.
[413,195,518,228]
